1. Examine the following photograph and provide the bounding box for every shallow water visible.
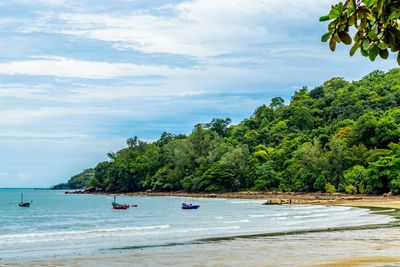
[0,189,393,259]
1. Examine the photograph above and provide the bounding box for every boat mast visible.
[21,193,23,203]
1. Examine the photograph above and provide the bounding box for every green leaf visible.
[368,31,377,40]
[347,5,356,16]
[369,46,378,61]
[377,0,384,17]
[360,47,369,57]
[319,15,330,22]
[329,5,341,19]
[379,48,389,59]
[334,33,341,43]
[378,42,388,50]
[397,53,400,65]
[321,32,331,42]
[368,23,378,40]
[363,0,377,8]
[362,39,370,50]
[338,31,352,45]
[354,32,361,42]
[389,10,400,20]
[349,44,358,56]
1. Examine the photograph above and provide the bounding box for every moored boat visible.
[18,193,31,207]
[112,195,130,210]
[182,203,200,209]
[112,204,129,209]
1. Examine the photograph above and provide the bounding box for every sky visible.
[0,0,396,187]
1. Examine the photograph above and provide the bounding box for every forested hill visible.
[52,169,94,189]
[78,69,400,194]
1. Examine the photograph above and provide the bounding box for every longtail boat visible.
[112,195,129,210]
[19,193,31,207]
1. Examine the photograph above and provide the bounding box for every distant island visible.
[52,168,94,189]
[57,69,400,195]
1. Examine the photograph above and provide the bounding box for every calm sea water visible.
[0,189,393,259]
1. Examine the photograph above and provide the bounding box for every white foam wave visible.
[223,219,250,224]
[0,224,170,240]
[175,226,241,233]
[230,200,265,204]
[249,214,266,218]
[249,212,288,218]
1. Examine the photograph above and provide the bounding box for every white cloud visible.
[0,56,189,79]
[67,85,203,101]
[0,18,25,27]
[0,84,58,100]
[0,130,89,139]
[0,106,127,124]
[20,0,336,58]
[38,0,66,5]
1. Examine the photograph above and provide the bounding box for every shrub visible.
[345,184,357,194]
[325,182,336,193]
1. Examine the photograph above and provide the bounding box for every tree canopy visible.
[64,69,400,195]
[321,0,400,64]
[52,168,94,189]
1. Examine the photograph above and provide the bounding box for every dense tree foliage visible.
[321,0,400,63]
[72,69,400,194]
[52,168,94,189]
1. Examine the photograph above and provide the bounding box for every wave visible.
[174,226,241,233]
[230,200,265,204]
[0,224,170,240]
[0,225,243,245]
[222,219,249,224]
[290,206,353,212]
[248,212,288,218]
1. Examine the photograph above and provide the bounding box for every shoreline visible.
[5,191,400,266]
[76,190,400,210]
[5,219,400,266]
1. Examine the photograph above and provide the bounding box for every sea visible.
[0,188,393,259]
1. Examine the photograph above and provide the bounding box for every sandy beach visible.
[3,224,400,267]
[2,193,400,267]
[117,191,400,212]
[122,191,400,204]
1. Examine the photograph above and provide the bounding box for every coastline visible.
[5,191,400,266]
[84,190,400,210]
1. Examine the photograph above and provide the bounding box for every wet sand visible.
[3,226,400,267]
[3,194,400,267]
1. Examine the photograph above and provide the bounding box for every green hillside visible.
[52,168,94,189]
[81,69,400,194]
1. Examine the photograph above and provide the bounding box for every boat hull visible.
[112,202,129,209]
[182,204,200,209]
[113,205,129,209]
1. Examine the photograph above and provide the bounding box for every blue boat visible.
[182,203,200,209]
